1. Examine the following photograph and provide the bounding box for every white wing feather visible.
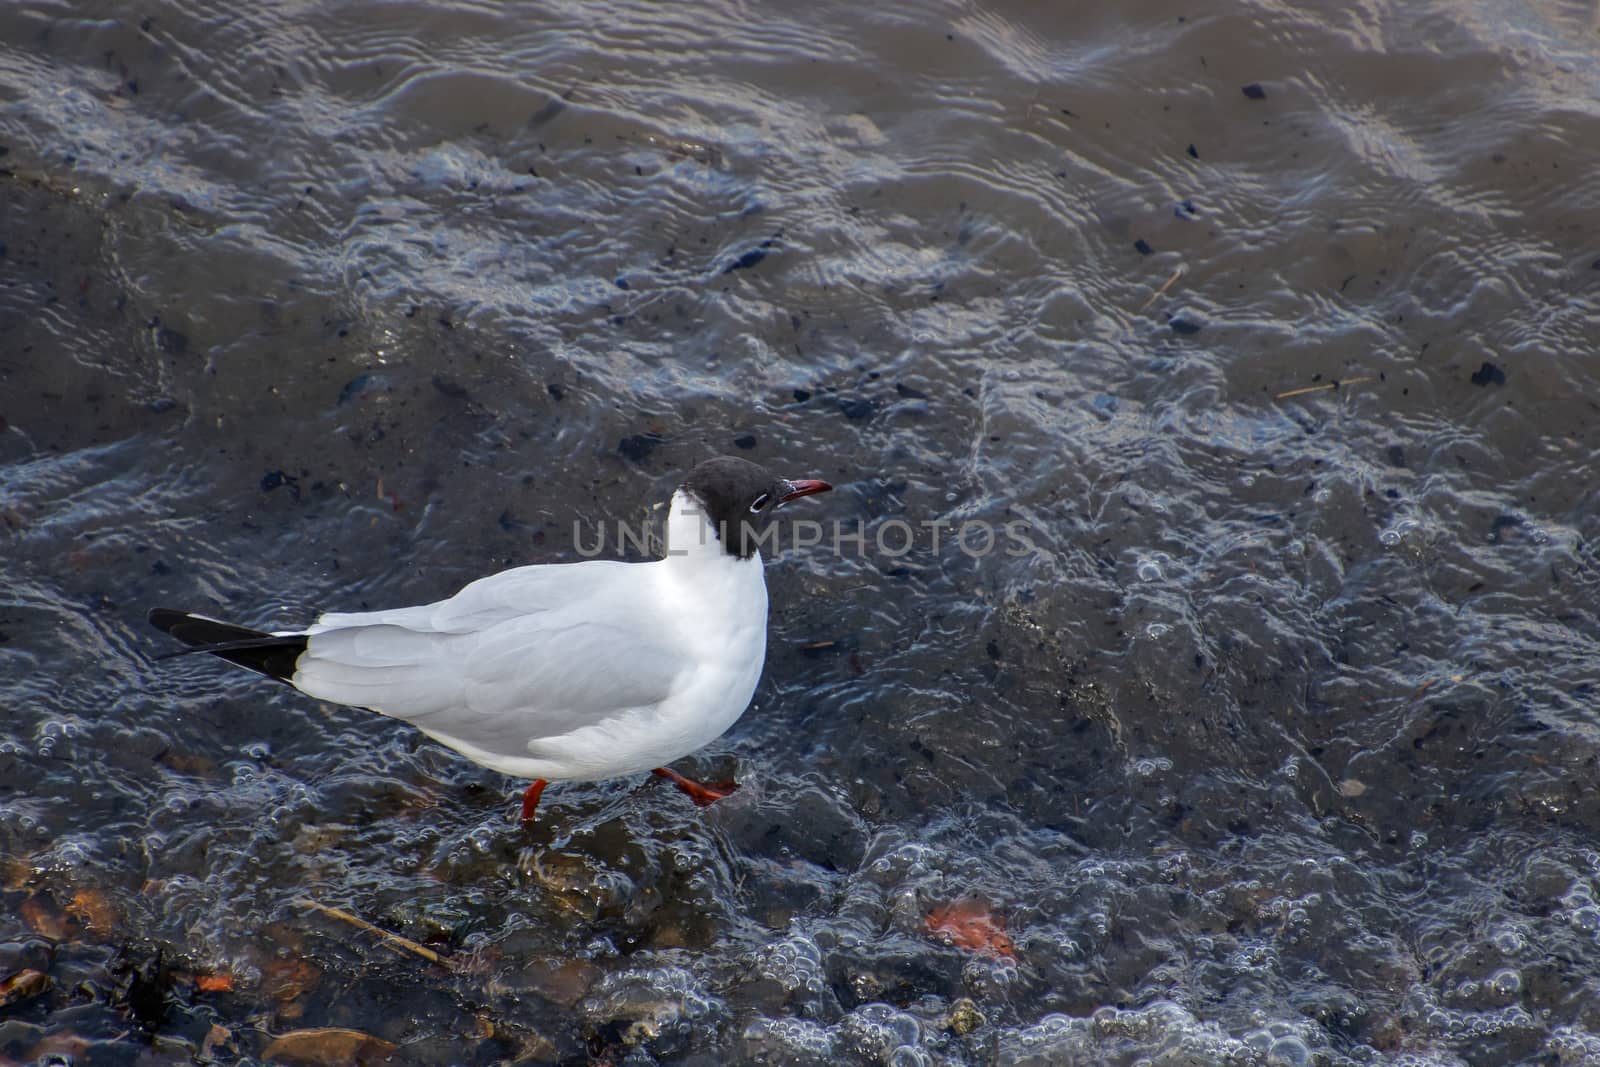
[291,559,687,751]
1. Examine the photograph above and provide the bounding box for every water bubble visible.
[1377,520,1415,546]
[1132,757,1173,778]
[839,1003,916,1061]
[1136,557,1164,581]
[1266,1036,1312,1066]
[742,1017,834,1063]
[1489,969,1522,999]
[887,1012,921,1047]
[1491,925,1526,954]
[1047,934,1082,958]
[756,931,824,994]
[1229,944,1274,973]
[37,718,83,741]
[52,837,92,867]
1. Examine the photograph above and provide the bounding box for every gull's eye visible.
[749,493,770,513]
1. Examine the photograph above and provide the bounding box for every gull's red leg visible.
[651,766,739,807]
[520,779,549,822]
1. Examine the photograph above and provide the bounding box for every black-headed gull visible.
[148,456,832,822]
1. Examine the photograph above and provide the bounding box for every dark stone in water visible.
[155,327,187,354]
[618,433,663,462]
[722,233,782,275]
[113,945,173,1035]
[547,383,566,401]
[1489,513,1523,543]
[431,375,469,400]
[1187,144,1199,159]
[1134,239,1153,255]
[1169,317,1203,335]
[895,382,927,399]
[1242,83,1267,100]
[260,470,300,500]
[792,389,811,403]
[1470,361,1506,387]
[1386,444,1406,467]
[838,397,880,421]
[529,94,567,128]
[337,375,371,409]
[724,247,768,273]
[734,433,757,450]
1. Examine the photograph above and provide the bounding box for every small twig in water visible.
[1137,265,1187,313]
[295,898,451,968]
[1274,377,1375,400]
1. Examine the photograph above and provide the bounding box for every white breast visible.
[503,493,771,779]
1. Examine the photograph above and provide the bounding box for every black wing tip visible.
[146,607,307,684]
[147,607,189,634]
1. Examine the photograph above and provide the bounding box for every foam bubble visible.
[754,929,825,995]
[838,1003,923,1062]
[740,1017,835,1065]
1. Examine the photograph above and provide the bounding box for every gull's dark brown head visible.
[680,456,832,558]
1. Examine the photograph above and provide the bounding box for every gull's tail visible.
[146,609,307,684]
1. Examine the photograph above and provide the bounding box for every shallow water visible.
[4,0,1600,1063]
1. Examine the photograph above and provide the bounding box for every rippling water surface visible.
[4,0,1600,1063]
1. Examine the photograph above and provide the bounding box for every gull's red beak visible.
[778,478,832,504]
